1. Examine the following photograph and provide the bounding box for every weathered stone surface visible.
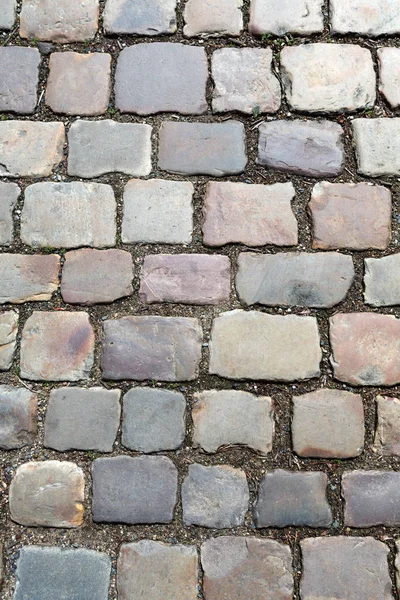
[116,43,207,115]
[365,254,400,306]
[68,120,152,177]
[212,48,281,114]
[0,254,60,304]
[0,47,40,114]
[236,252,354,308]
[0,182,19,246]
[0,385,37,450]
[46,52,111,116]
[202,181,298,247]
[182,464,249,528]
[300,537,391,600]
[258,120,344,177]
[139,254,230,305]
[250,0,324,35]
[352,118,400,176]
[20,311,94,381]
[378,47,400,108]
[92,456,178,523]
[330,0,400,35]
[21,182,116,249]
[122,387,186,453]
[209,310,321,381]
[61,249,133,305]
[122,179,193,244]
[0,310,18,370]
[330,313,400,386]
[0,121,65,178]
[104,0,177,35]
[0,0,16,30]
[118,541,197,600]
[374,396,400,456]
[10,461,85,527]
[192,389,274,454]
[159,121,247,176]
[202,537,293,600]
[309,182,391,250]
[343,470,400,526]
[102,316,202,381]
[184,0,243,36]
[44,387,121,452]
[254,470,332,527]
[20,0,99,42]
[13,547,111,600]
[292,389,364,458]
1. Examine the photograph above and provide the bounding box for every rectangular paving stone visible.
[330,0,400,35]
[104,0,177,35]
[0,254,60,304]
[159,121,247,176]
[0,47,40,114]
[343,470,400,526]
[374,396,400,456]
[0,182,19,246]
[183,0,243,37]
[378,47,400,108]
[209,310,321,381]
[352,118,400,176]
[0,310,18,371]
[0,0,16,30]
[365,254,400,306]
[250,0,324,35]
[0,384,37,450]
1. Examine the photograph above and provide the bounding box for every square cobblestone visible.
[374,395,400,456]
[343,470,400,527]
[0,0,16,30]
[250,0,324,35]
[0,254,60,304]
[378,47,400,108]
[352,117,400,176]
[330,0,400,35]
[0,47,40,114]
[0,384,37,450]
[104,0,177,35]
[183,0,243,37]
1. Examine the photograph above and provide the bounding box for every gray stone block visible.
[0,0,16,30]
[343,470,400,527]
[104,0,177,34]
[0,182,19,246]
[0,385,37,450]
[0,310,18,371]
[0,47,40,114]
[364,253,400,306]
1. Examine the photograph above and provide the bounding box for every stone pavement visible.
[2,0,400,598]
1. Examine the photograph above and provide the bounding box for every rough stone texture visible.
[201,537,293,600]
[122,179,193,244]
[182,464,249,528]
[104,0,177,35]
[0,385,37,450]
[365,254,400,306]
[378,48,400,108]
[292,389,364,458]
[192,389,274,454]
[0,310,18,371]
[330,312,400,386]
[0,182,19,246]
[122,387,186,453]
[209,310,321,381]
[13,546,111,600]
[258,120,344,177]
[183,0,243,37]
[0,47,40,114]
[374,396,400,456]
[21,182,116,249]
[309,182,391,250]
[9,461,85,527]
[117,541,197,600]
[46,52,111,116]
[115,43,207,115]
[20,0,99,42]
[212,48,281,114]
[330,0,400,36]
[102,316,202,381]
[20,311,95,382]
[159,121,247,176]
[139,254,231,305]
[61,249,133,305]
[236,252,354,308]
[68,120,152,177]
[0,0,16,30]
[250,0,324,35]
[0,254,60,304]
[44,387,121,452]
[0,121,65,178]
[92,456,178,524]
[352,118,400,177]
[343,470,400,526]
[254,470,332,528]
[300,537,392,600]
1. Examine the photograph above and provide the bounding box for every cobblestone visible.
[0,0,16,30]
[250,0,324,35]
[104,0,177,35]
[352,117,400,176]
[343,470,400,526]
[183,0,243,37]
[374,395,400,456]
[0,253,60,304]
[330,0,400,35]
[0,182,19,246]
[0,310,18,371]
[0,47,40,114]
[378,47,400,108]
[365,254,400,306]
[0,385,37,450]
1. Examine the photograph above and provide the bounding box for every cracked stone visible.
[0,46,40,114]
[0,384,37,450]
[0,254,60,304]
[0,310,18,371]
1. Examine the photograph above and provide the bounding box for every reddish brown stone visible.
[374,395,400,456]
[0,254,60,304]
[343,470,400,527]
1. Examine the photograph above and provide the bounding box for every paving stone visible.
[281,44,375,113]
[20,311,95,381]
[192,389,274,454]
[13,546,111,600]
[209,310,321,381]
[68,120,152,178]
[44,387,121,452]
[183,0,243,37]
[102,316,202,381]
[122,179,193,244]
[292,388,364,458]
[250,0,324,35]
[330,312,400,386]
[159,121,247,176]
[21,182,116,249]
[258,120,344,177]
[0,310,18,371]
[61,249,133,305]
[0,0,16,30]
[20,0,99,42]
[0,254,60,304]
[0,385,37,450]
[117,541,197,600]
[309,182,391,250]
[300,537,392,600]
[0,182,19,246]
[0,121,65,178]
[0,47,40,114]
[115,43,207,115]
[352,118,400,176]
[365,254,400,306]
[182,463,249,528]
[92,456,178,523]
[343,470,400,526]
[9,461,85,527]
[122,387,186,453]
[330,0,400,35]
[378,48,400,108]
[104,0,177,35]
[236,252,354,308]
[139,254,231,305]
[202,537,293,600]
[46,52,111,116]
[0,542,2,586]
[374,396,400,456]
[254,469,332,527]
